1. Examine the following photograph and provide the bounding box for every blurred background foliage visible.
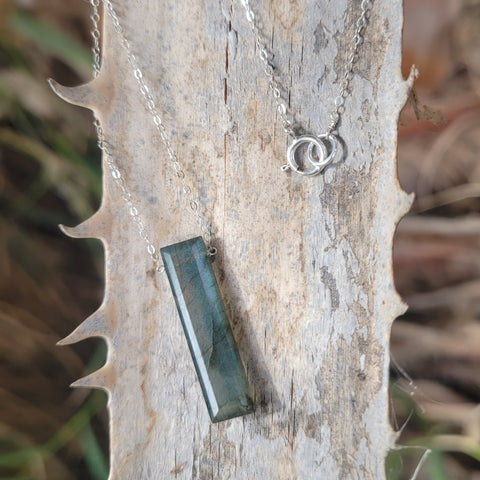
[0,0,480,479]
[0,0,106,479]
[392,0,480,478]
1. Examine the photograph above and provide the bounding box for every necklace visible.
[88,0,254,424]
[86,0,372,422]
[240,0,372,176]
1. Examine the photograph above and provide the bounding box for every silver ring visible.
[308,134,338,171]
[286,135,327,176]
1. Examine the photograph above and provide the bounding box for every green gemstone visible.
[160,237,254,422]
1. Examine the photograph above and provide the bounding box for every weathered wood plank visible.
[53,0,413,477]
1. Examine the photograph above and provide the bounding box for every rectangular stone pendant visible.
[160,237,254,423]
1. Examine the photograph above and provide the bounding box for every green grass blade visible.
[0,391,106,469]
[79,426,109,480]
[427,449,448,480]
[8,12,92,79]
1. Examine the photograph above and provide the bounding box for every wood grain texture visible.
[53,0,414,478]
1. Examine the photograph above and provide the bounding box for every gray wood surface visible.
[52,0,413,477]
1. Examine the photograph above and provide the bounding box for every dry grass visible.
[390,1,480,478]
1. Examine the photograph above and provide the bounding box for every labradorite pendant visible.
[160,237,254,423]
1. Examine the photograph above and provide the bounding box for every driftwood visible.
[52,0,413,477]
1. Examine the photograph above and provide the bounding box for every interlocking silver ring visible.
[283,134,338,176]
[309,134,337,169]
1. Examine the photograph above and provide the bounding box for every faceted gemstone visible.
[160,237,254,422]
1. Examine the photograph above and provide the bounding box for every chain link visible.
[88,0,217,272]
[89,3,165,271]
[240,0,295,137]
[240,0,372,136]
[103,0,215,249]
[89,0,101,77]
[96,118,165,271]
[88,0,372,265]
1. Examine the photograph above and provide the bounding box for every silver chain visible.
[89,0,101,76]
[240,0,373,136]
[104,0,215,249]
[87,0,372,266]
[88,0,217,273]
